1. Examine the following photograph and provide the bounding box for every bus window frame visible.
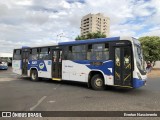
[13,49,22,60]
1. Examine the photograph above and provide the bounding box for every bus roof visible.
[28,43,58,48]
[15,36,136,50]
[58,36,134,46]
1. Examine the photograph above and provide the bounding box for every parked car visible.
[0,61,8,70]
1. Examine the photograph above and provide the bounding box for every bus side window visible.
[72,45,87,60]
[63,47,68,60]
[87,44,92,60]
[39,48,50,60]
[13,49,21,60]
[92,44,104,60]
[30,48,38,60]
[68,46,73,60]
[103,43,109,60]
[66,46,73,60]
[68,51,72,60]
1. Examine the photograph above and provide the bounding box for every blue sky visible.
[0,0,160,53]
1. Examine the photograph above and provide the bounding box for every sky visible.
[0,0,160,53]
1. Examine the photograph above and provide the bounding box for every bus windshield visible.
[134,44,146,75]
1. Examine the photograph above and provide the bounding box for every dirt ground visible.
[147,68,160,78]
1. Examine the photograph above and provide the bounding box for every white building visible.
[81,13,110,36]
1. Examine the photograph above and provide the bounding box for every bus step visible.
[52,78,62,81]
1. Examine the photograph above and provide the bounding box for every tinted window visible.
[15,50,21,54]
[30,48,38,60]
[39,48,50,60]
[64,43,109,61]
[13,49,21,60]
[93,44,105,51]
[40,48,48,53]
[72,45,86,52]
[87,43,109,60]
[64,45,87,60]
[72,45,87,60]
[32,49,37,54]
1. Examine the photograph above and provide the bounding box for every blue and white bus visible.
[12,37,147,90]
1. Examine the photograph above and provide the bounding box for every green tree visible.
[93,31,106,38]
[75,35,82,40]
[139,36,160,66]
[86,32,94,39]
[75,35,86,40]
[75,31,106,40]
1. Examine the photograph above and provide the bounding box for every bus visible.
[12,36,147,90]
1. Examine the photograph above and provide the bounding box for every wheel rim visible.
[32,72,36,80]
[95,78,103,87]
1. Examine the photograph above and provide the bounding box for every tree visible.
[93,31,106,38]
[75,31,106,40]
[75,35,82,40]
[139,36,160,66]
[86,32,94,39]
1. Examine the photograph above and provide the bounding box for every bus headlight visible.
[137,72,142,80]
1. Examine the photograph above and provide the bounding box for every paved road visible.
[0,67,19,78]
[0,67,160,120]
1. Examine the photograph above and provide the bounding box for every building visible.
[81,13,110,37]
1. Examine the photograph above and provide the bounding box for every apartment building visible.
[81,13,110,37]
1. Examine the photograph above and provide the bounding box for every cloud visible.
[0,0,160,53]
[140,26,160,37]
[26,11,50,25]
[132,0,156,17]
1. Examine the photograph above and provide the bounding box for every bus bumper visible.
[133,78,146,88]
[0,66,8,70]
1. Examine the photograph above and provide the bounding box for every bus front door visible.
[22,50,29,75]
[114,46,132,87]
[52,50,62,80]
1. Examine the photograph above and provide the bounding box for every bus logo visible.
[39,63,44,69]
[32,61,37,64]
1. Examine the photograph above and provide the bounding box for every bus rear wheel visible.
[91,74,105,90]
[31,70,39,81]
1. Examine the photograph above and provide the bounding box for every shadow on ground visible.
[20,77,139,94]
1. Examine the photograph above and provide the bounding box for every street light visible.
[56,33,73,42]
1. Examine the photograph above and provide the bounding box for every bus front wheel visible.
[31,70,39,81]
[91,74,105,90]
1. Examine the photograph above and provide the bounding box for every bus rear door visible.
[52,49,62,80]
[22,49,30,75]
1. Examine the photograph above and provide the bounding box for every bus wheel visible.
[91,74,105,90]
[31,70,39,81]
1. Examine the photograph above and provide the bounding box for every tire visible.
[91,74,105,90]
[31,70,39,81]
